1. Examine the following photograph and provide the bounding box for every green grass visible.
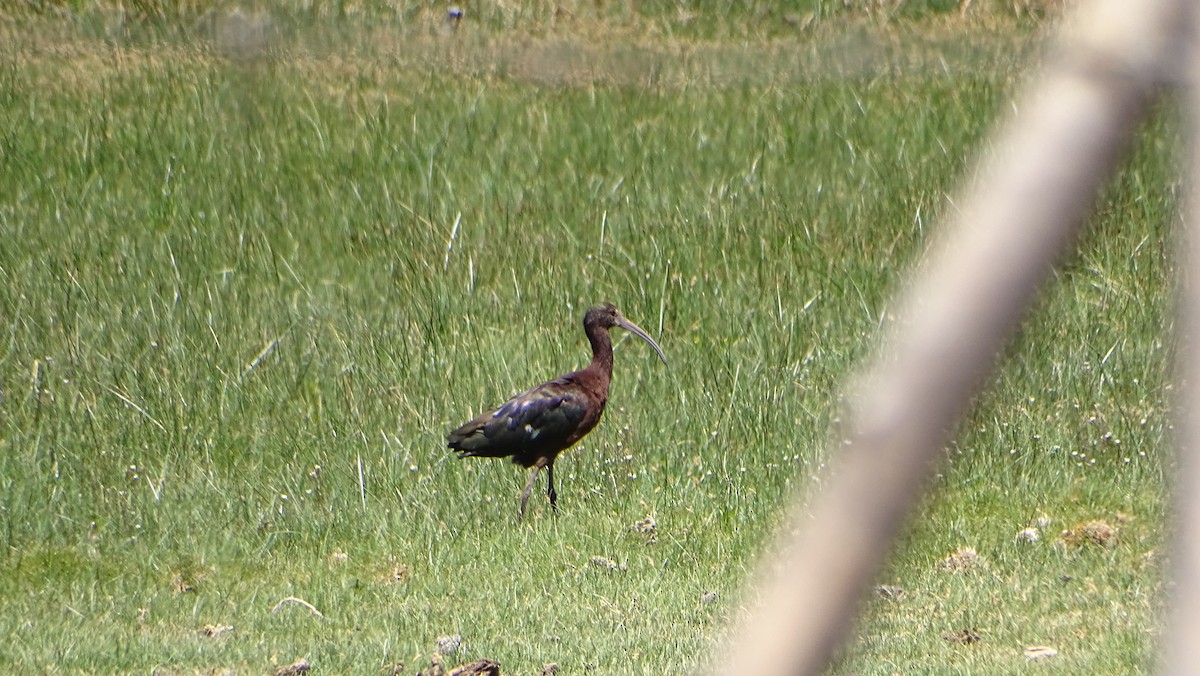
[0,4,1175,673]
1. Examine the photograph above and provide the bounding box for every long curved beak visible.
[615,316,668,366]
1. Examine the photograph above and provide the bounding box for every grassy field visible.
[0,2,1175,673]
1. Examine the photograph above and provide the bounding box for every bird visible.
[448,303,667,519]
[439,6,463,36]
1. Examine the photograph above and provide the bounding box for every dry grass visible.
[2,2,1051,95]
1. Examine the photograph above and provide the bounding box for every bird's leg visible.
[518,465,541,521]
[547,462,558,512]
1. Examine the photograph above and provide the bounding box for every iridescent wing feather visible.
[448,375,594,466]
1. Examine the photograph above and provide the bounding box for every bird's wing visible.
[448,376,590,459]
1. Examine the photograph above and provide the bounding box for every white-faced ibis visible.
[448,303,667,519]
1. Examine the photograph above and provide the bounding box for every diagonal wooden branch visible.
[1166,4,1200,675]
[719,0,1186,673]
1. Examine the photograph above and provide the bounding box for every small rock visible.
[274,658,311,675]
[541,664,560,675]
[1015,527,1040,544]
[448,658,499,676]
[1024,646,1058,660]
[588,556,621,572]
[1080,520,1116,547]
[942,628,981,644]
[436,634,465,655]
[701,590,719,604]
[875,585,904,600]
[634,516,656,534]
[633,516,658,543]
[938,547,984,572]
[201,624,234,638]
[390,564,412,583]
[418,653,445,676]
[172,573,195,593]
[1062,520,1116,548]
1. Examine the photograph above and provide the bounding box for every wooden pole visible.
[1165,3,1200,674]
[719,1,1186,673]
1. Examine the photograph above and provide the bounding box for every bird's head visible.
[585,303,668,366]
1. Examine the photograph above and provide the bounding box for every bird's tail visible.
[447,419,495,458]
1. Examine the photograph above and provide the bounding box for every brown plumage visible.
[448,303,667,519]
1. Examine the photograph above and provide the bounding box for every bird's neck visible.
[585,325,614,381]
